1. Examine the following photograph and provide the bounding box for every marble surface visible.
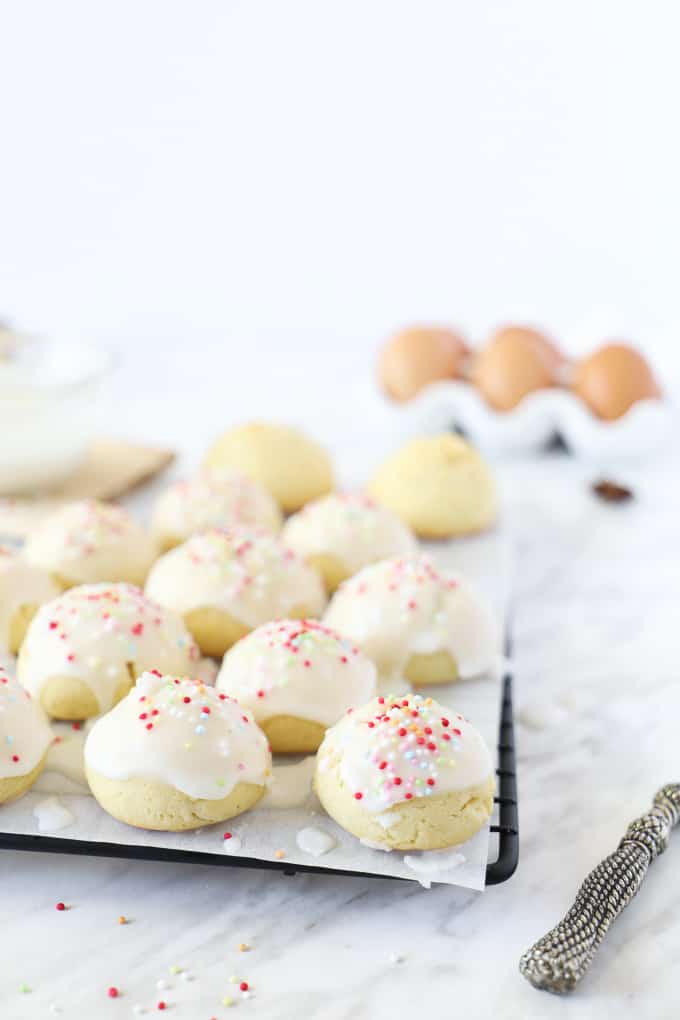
[1,354,678,1018]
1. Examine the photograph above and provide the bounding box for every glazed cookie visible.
[216,619,377,753]
[368,434,497,538]
[85,671,271,831]
[205,421,334,513]
[24,500,156,588]
[0,545,60,654]
[314,692,494,850]
[17,583,200,720]
[281,493,417,593]
[0,666,53,804]
[145,528,327,658]
[324,555,498,685]
[151,468,282,552]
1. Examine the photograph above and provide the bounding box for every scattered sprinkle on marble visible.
[118,915,129,925]
[19,983,31,994]
[222,997,235,1007]
[274,848,285,859]
[156,978,170,990]
[108,986,120,998]
[33,796,75,832]
[132,1006,146,1016]
[295,826,336,857]
[389,953,405,964]
[238,943,250,952]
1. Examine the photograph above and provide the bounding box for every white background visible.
[2,0,680,408]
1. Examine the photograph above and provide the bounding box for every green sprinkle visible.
[169,965,182,975]
[20,984,31,994]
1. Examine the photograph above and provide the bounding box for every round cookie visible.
[24,500,156,589]
[314,692,495,850]
[368,434,497,538]
[85,671,271,830]
[281,493,417,593]
[0,666,54,804]
[324,555,498,685]
[152,468,282,552]
[205,421,334,513]
[0,545,60,654]
[145,527,327,658]
[17,583,200,720]
[216,619,377,753]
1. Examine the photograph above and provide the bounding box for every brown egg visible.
[378,326,469,402]
[470,325,562,412]
[572,343,662,421]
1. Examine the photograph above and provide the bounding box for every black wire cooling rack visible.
[0,667,518,886]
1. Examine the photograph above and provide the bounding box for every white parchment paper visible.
[0,529,510,890]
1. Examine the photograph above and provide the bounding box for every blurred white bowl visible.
[0,338,116,495]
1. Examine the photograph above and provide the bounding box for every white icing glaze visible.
[260,755,317,809]
[18,583,200,713]
[45,724,87,787]
[32,796,75,832]
[282,493,416,575]
[323,554,498,680]
[295,826,336,857]
[84,671,271,800]
[317,693,493,813]
[0,666,53,779]
[145,527,327,628]
[23,500,156,586]
[152,468,282,545]
[0,545,60,649]
[403,847,466,887]
[216,619,376,727]
[222,833,243,853]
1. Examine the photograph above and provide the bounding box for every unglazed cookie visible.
[0,546,60,654]
[17,583,200,720]
[24,500,156,588]
[216,619,377,753]
[368,434,497,538]
[0,666,53,804]
[281,493,417,593]
[205,421,334,513]
[314,693,494,850]
[145,528,327,658]
[85,671,271,831]
[324,555,498,685]
[151,468,282,551]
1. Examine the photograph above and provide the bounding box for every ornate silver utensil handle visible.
[519,783,680,994]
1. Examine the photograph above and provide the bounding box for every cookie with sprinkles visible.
[314,693,494,850]
[0,666,53,804]
[281,493,417,593]
[24,500,156,589]
[0,545,60,655]
[151,467,282,552]
[216,619,377,752]
[324,554,498,686]
[85,671,271,830]
[145,527,327,659]
[17,583,200,720]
